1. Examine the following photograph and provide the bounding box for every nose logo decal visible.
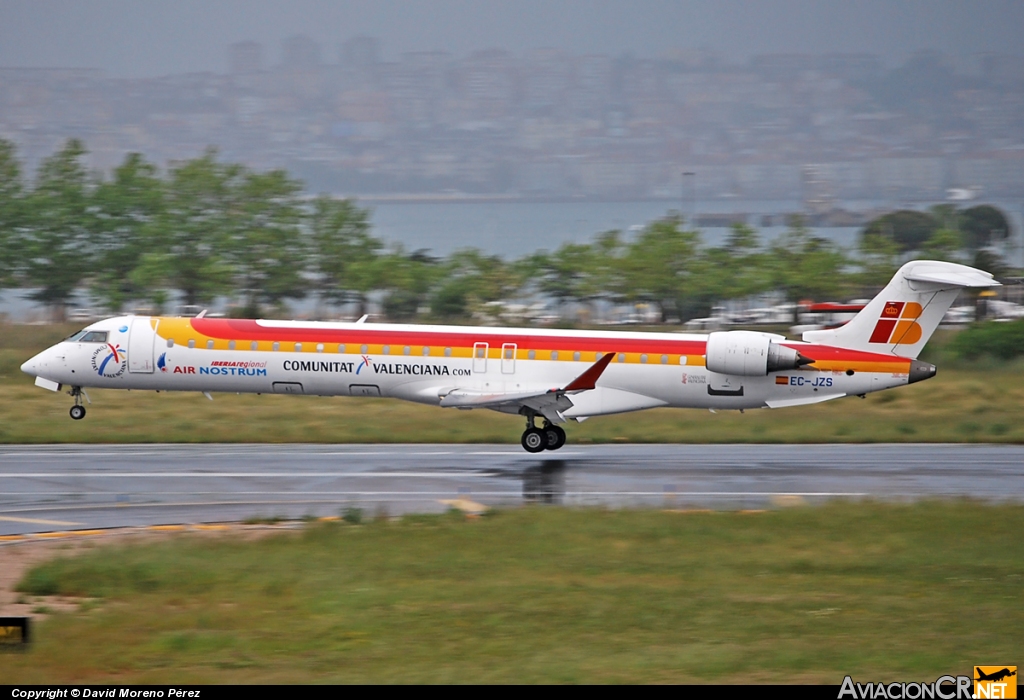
[91,343,127,378]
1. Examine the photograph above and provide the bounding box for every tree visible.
[921,227,964,263]
[308,196,381,317]
[960,205,1010,250]
[856,227,902,291]
[90,153,165,311]
[0,139,25,289]
[20,139,95,320]
[532,233,624,322]
[621,216,701,322]
[379,248,439,321]
[862,210,938,253]
[769,216,849,319]
[225,169,307,316]
[429,249,523,322]
[697,223,771,309]
[141,149,241,308]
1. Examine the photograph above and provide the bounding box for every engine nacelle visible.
[705,331,810,376]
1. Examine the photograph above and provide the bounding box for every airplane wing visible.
[439,352,616,424]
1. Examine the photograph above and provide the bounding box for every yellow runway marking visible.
[0,516,83,526]
[439,498,489,515]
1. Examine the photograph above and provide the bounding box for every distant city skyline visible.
[2,0,1023,77]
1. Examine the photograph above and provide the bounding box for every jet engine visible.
[704,331,812,376]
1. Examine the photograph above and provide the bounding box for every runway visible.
[2,443,1023,535]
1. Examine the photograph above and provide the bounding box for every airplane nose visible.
[21,353,41,376]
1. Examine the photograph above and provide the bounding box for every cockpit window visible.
[64,330,88,341]
[80,331,109,343]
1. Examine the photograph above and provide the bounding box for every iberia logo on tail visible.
[869,301,924,345]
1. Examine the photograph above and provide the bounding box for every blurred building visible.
[229,41,263,75]
[0,41,1022,201]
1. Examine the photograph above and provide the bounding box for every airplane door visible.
[501,343,516,374]
[473,342,488,373]
[127,318,155,373]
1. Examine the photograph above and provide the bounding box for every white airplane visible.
[21,261,997,453]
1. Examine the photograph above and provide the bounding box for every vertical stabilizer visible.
[802,261,999,358]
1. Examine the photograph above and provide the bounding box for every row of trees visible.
[0,138,1013,324]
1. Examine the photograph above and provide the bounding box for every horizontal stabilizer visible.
[902,263,999,289]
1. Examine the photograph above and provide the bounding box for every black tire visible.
[70,405,86,420]
[544,425,566,450]
[521,427,546,453]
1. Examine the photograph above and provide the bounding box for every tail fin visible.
[802,260,999,358]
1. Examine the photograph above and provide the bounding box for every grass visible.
[2,322,1024,444]
[1,502,1022,682]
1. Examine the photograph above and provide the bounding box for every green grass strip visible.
[3,502,1022,683]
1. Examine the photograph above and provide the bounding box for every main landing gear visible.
[520,414,566,453]
[68,387,86,420]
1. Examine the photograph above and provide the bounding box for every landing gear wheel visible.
[521,427,546,453]
[69,405,86,420]
[543,425,566,450]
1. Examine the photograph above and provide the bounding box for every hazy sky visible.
[1,0,1021,77]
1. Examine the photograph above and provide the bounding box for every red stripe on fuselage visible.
[191,318,708,355]
[783,342,910,365]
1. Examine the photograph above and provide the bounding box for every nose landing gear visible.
[68,386,87,420]
[520,413,567,453]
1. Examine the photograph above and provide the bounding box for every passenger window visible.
[444,347,452,357]
[640,354,648,364]
[273,342,280,351]
[207,340,215,349]
[661,354,668,364]
[251,341,258,350]
[422,346,430,356]
[167,339,175,348]
[316,343,324,353]
[188,339,195,349]
[679,356,687,365]
[383,345,390,355]
[551,351,559,360]
[80,331,108,343]
[403,346,411,355]
[361,344,368,354]
[228,340,236,350]
[528,350,536,360]
[295,343,302,352]
[573,351,581,361]
[338,344,346,353]
[618,353,626,362]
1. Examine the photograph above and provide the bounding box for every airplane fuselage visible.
[24,315,917,418]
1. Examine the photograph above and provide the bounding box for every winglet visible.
[562,352,616,392]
